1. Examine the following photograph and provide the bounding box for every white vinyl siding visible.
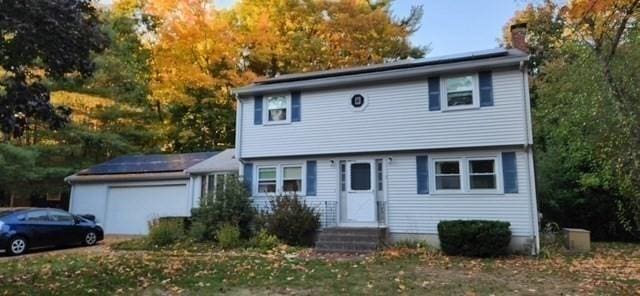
[239,68,527,158]
[247,149,535,237]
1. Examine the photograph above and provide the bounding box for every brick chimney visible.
[510,23,528,53]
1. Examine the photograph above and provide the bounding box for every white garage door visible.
[105,184,189,235]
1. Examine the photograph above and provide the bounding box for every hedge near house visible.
[438,220,512,257]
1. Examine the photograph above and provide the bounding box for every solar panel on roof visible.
[78,152,218,175]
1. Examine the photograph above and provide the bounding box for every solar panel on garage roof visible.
[78,152,218,175]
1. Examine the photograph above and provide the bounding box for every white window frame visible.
[281,164,304,195]
[433,159,463,193]
[441,73,480,111]
[264,94,291,125]
[256,166,278,194]
[467,157,500,193]
[254,163,306,196]
[430,155,503,195]
[201,172,236,203]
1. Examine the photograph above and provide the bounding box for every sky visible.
[101,0,531,57]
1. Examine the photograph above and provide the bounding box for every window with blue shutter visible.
[502,152,518,193]
[416,155,429,194]
[291,91,301,122]
[428,77,441,111]
[243,163,254,193]
[254,96,263,125]
[479,71,494,107]
[306,160,317,196]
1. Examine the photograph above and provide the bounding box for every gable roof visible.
[232,48,528,97]
[186,149,239,174]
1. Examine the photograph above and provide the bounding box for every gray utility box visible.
[562,228,590,252]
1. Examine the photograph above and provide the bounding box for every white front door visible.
[345,160,377,224]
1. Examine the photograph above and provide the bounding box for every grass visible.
[0,242,638,295]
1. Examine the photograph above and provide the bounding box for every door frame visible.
[339,159,379,227]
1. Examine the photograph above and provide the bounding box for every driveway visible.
[0,235,133,261]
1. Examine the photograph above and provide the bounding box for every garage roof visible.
[65,152,219,183]
[77,152,218,176]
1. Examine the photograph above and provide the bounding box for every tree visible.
[504,0,640,239]
[0,0,107,139]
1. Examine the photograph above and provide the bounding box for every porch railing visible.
[253,200,338,228]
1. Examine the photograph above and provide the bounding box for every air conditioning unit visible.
[562,228,590,252]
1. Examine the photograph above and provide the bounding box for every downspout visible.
[521,61,540,254]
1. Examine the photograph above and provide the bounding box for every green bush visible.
[216,224,241,249]
[249,229,280,250]
[190,177,255,241]
[260,194,320,246]
[148,218,185,247]
[437,220,512,257]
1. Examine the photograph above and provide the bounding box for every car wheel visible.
[8,236,28,256]
[84,231,97,246]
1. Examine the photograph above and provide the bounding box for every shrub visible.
[148,218,185,247]
[260,194,320,246]
[437,220,512,257]
[249,229,280,250]
[190,177,255,241]
[216,224,242,249]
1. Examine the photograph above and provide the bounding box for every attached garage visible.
[66,152,217,235]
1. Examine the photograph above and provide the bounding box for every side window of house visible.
[258,167,277,193]
[430,156,501,193]
[267,96,288,122]
[445,75,475,108]
[340,161,346,192]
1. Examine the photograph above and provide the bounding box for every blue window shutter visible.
[254,96,263,125]
[479,71,494,107]
[291,91,301,122]
[502,152,518,193]
[416,156,429,194]
[428,77,441,111]
[306,160,317,196]
[243,163,253,193]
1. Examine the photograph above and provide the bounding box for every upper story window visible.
[267,96,288,122]
[443,74,479,110]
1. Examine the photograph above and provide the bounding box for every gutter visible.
[64,172,189,183]
[521,62,540,255]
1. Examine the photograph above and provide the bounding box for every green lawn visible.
[0,243,638,295]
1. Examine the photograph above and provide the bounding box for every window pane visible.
[470,175,496,189]
[215,174,225,192]
[340,162,346,192]
[26,210,49,222]
[268,96,287,121]
[283,167,302,179]
[258,168,276,180]
[446,76,473,106]
[50,210,74,222]
[350,163,371,190]
[207,175,216,193]
[436,176,461,190]
[376,160,383,191]
[470,160,494,173]
[283,180,301,192]
[436,161,460,174]
[258,182,276,193]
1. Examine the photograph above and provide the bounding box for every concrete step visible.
[314,227,388,253]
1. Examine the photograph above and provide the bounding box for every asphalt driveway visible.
[0,235,132,261]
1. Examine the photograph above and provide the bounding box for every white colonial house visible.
[232,48,539,253]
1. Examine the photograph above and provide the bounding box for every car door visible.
[23,210,54,248]
[48,209,81,245]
